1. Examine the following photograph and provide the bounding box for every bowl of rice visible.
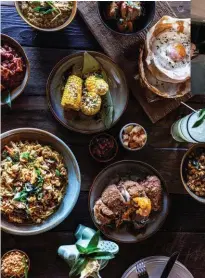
[15,1,77,32]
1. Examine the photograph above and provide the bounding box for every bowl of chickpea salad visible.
[15,1,77,32]
[1,128,81,235]
[180,143,205,204]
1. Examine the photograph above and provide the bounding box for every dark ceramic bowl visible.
[180,143,205,204]
[1,249,30,278]
[1,34,30,106]
[89,160,169,243]
[119,123,147,151]
[47,51,129,134]
[89,133,118,163]
[15,1,77,32]
[97,1,156,35]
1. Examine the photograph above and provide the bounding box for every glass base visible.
[171,123,186,142]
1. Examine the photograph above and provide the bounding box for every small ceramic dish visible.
[1,249,30,278]
[15,1,77,32]
[119,123,147,151]
[89,133,118,163]
[47,51,129,134]
[97,1,155,35]
[1,128,81,235]
[180,143,205,204]
[1,34,30,106]
[89,160,169,243]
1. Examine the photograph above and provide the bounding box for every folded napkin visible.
[58,225,119,276]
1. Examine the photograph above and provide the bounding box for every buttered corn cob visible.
[61,75,83,111]
[81,91,102,116]
[85,76,109,96]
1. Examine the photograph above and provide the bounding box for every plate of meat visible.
[89,160,169,243]
[1,34,30,106]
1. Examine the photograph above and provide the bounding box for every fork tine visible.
[136,261,149,278]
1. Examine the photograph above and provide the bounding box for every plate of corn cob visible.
[47,51,129,134]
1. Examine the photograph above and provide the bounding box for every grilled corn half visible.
[85,76,109,96]
[61,75,83,111]
[81,91,102,116]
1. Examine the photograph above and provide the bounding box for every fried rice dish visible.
[1,141,68,224]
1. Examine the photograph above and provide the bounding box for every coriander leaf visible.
[55,169,61,177]
[69,257,89,277]
[35,168,44,185]
[21,152,30,160]
[90,251,115,260]
[87,230,100,250]
[35,168,41,176]
[76,244,87,254]
[13,191,28,202]
[36,175,44,185]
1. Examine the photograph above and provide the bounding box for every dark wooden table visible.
[1,2,205,278]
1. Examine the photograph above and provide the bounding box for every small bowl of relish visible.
[89,133,118,163]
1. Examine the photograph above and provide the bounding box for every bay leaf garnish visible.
[100,69,114,129]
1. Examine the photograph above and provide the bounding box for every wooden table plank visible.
[1,3,205,278]
[1,6,101,50]
[2,230,204,278]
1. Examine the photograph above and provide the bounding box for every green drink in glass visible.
[171,109,205,143]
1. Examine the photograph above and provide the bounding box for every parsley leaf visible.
[55,169,61,177]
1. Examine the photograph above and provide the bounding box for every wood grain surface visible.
[192,0,205,21]
[1,1,205,278]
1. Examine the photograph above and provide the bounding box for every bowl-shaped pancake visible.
[139,48,190,98]
[145,16,191,84]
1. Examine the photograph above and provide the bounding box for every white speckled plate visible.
[121,256,194,278]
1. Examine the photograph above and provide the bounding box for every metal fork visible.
[136,261,149,278]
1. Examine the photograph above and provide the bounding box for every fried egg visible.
[139,48,190,98]
[145,16,191,83]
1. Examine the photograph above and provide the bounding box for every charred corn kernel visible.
[95,78,109,95]
[81,92,102,116]
[61,75,83,111]
[85,76,109,96]
[85,76,97,93]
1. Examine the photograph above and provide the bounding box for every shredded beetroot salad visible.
[1,42,26,92]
